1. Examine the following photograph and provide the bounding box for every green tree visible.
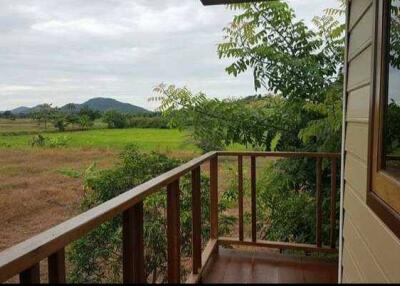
[68,145,235,283]
[65,103,77,113]
[152,1,345,246]
[154,1,345,154]
[31,103,55,130]
[79,105,101,121]
[52,111,69,132]
[1,111,16,120]
[77,114,93,130]
[103,110,128,129]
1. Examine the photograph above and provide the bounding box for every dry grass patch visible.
[0,148,117,251]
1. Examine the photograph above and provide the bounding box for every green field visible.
[0,119,246,153]
[0,128,200,151]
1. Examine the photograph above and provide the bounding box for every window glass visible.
[385,0,400,178]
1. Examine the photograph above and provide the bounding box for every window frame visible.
[368,0,400,238]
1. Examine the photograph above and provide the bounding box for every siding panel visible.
[343,213,389,282]
[347,47,372,90]
[349,0,373,29]
[342,0,400,283]
[344,189,400,282]
[344,156,367,201]
[348,6,373,60]
[346,85,370,120]
[341,245,362,283]
[345,123,369,161]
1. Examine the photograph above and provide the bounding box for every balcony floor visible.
[202,247,338,284]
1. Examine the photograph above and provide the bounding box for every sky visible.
[0,0,339,111]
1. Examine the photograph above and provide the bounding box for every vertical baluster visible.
[330,158,337,249]
[238,155,244,242]
[20,264,40,284]
[316,157,322,248]
[167,179,181,283]
[123,202,145,283]
[192,167,202,275]
[251,156,257,243]
[210,156,218,240]
[48,249,65,283]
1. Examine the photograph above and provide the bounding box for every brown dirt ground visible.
[0,148,117,251]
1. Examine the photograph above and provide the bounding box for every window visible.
[368,0,400,238]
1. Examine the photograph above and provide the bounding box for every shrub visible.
[231,157,339,246]
[52,114,69,132]
[68,145,234,283]
[103,110,128,129]
[127,116,169,129]
[30,134,70,148]
[30,134,46,147]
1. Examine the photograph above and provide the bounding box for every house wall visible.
[342,0,400,283]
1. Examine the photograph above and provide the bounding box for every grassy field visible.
[0,119,248,252]
[0,119,246,153]
[0,118,107,135]
[0,128,199,152]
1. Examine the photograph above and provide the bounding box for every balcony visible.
[0,151,340,284]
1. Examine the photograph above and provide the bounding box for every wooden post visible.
[123,202,145,283]
[210,157,218,240]
[238,155,244,242]
[316,157,322,248]
[167,179,181,283]
[251,156,257,242]
[330,158,337,249]
[20,264,40,284]
[48,249,65,283]
[191,167,202,274]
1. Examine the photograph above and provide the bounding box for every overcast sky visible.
[0,0,339,111]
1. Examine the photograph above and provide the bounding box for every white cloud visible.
[0,85,39,92]
[0,0,342,111]
[31,18,130,36]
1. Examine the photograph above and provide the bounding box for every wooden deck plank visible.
[202,248,338,284]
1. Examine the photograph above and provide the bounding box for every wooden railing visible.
[216,151,340,253]
[0,151,340,284]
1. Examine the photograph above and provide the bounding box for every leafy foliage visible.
[103,110,128,129]
[152,0,345,246]
[31,104,55,129]
[255,157,338,244]
[30,134,70,148]
[68,145,235,283]
[218,1,343,101]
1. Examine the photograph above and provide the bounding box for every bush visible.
[30,134,70,148]
[103,110,128,129]
[30,134,46,147]
[68,145,234,283]
[102,111,169,129]
[243,157,339,246]
[127,116,169,129]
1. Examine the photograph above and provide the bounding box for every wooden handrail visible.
[217,151,340,158]
[0,151,216,283]
[217,151,341,253]
[0,151,340,283]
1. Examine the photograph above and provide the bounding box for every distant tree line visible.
[1,105,168,131]
[102,110,168,129]
[0,111,16,120]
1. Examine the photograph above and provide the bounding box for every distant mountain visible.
[6,97,150,115]
[61,97,149,114]
[10,106,31,114]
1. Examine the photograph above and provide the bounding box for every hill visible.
[6,98,149,115]
[9,106,31,114]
